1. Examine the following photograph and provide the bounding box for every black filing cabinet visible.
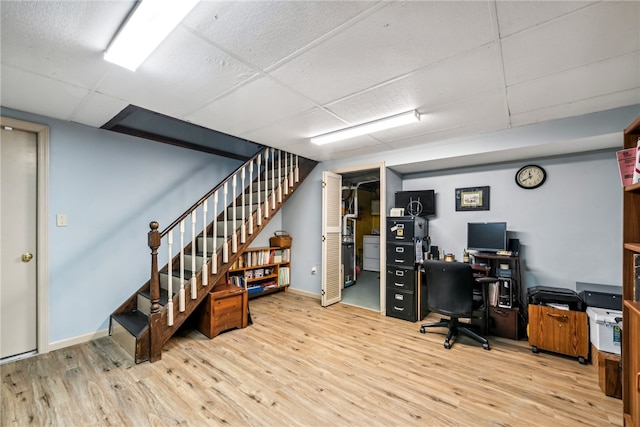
[386,217,428,322]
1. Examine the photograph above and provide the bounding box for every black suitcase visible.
[527,286,585,311]
[579,290,622,311]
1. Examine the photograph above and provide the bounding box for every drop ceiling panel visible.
[183,1,378,70]
[70,92,129,128]
[508,53,640,116]
[495,1,596,37]
[0,0,132,89]
[501,1,640,86]
[186,75,317,136]
[324,44,503,125]
[241,108,346,148]
[0,66,90,120]
[95,27,259,119]
[385,90,510,150]
[510,88,640,128]
[269,1,495,105]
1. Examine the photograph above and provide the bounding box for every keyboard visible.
[496,250,512,256]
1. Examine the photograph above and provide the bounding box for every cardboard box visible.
[586,306,622,355]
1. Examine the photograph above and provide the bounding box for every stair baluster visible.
[278,150,282,203]
[241,166,246,244]
[179,220,185,312]
[263,149,269,219]
[271,148,276,211]
[191,210,197,300]
[256,154,262,226]
[223,182,229,263]
[212,190,218,274]
[167,229,174,326]
[202,200,208,287]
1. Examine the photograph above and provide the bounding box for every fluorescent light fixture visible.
[104,0,200,71]
[311,110,421,145]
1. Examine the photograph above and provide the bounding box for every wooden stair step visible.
[139,287,171,305]
[111,310,148,338]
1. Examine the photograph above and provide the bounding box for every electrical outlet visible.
[56,214,68,227]
[311,266,317,275]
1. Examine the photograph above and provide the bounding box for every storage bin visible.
[586,306,622,355]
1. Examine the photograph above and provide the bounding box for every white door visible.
[321,171,342,306]
[1,126,38,359]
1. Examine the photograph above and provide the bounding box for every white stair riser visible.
[196,236,227,253]
[111,320,137,360]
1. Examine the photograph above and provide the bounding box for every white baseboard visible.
[287,288,321,300]
[48,328,110,352]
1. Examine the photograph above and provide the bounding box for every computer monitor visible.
[467,222,507,253]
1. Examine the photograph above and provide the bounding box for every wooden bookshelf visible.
[227,247,291,298]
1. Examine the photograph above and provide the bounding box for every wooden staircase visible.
[110,148,317,363]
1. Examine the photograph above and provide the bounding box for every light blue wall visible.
[283,107,639,298]
[402,150,621,290]
[1,108,242,343]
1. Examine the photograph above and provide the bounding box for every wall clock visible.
[515,165,546,189]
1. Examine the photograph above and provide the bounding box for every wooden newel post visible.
[148,221,161,314]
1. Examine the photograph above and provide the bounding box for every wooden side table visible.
[196,283,248,339]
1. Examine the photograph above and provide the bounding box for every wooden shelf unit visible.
[227,247,291,298]
[622,116,640,427]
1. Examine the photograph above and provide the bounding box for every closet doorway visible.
[333,164,385,312]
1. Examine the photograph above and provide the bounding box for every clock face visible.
[516,165,546,189]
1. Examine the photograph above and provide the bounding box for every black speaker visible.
[508,238,520,255]
[430,245,439,260]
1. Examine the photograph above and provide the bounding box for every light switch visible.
[56,214,68,227]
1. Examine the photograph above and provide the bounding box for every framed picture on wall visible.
[455,186,490,211]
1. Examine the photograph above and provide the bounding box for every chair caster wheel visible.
[531,346,539,354]
[482,343,490,351]
[443,341,451,349]
[419,327,426,334]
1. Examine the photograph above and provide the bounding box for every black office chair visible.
[419,260,490,350]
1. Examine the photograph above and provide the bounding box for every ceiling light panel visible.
[104,0,200,71]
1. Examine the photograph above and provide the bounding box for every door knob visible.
[22,252,33,262]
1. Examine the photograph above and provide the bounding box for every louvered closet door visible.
[321,171,342,307]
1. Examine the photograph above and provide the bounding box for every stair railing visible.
[146,148,299,354]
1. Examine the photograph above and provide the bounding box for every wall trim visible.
[48,328,110,352]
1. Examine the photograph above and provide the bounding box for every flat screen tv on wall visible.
[394,190,435,217]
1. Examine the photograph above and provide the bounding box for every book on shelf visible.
[617,147,636,187]
[635,253,640,302]
[278,266,290,286]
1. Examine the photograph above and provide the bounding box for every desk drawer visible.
[386,266,415,292]
[386,288,416,321]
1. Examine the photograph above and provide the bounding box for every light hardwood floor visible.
[2,293,622,426]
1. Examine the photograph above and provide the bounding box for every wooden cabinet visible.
[227,247,291,298]
[196,283,248,339]
[362,235,380,272]
[622,116,640,427]
[528,304,589,364]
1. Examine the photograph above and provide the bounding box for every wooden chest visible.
[592,345,622,399]
[528,304,589,364]
[197,284,248,339]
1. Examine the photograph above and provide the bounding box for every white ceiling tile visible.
[495,1,596,37]
[385,91,510,149]
[183,1,378,70]
[510,88,640,127]
[0,0,133,89]
[70,93,129,128]
[185,76,316,136]
[241,108,346,147]
[269,1,495,104]
[96,27,259,118]
[501,1,640,86]
[507,53,640,115]
[0,66,90,120]
[324,44,503,125]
